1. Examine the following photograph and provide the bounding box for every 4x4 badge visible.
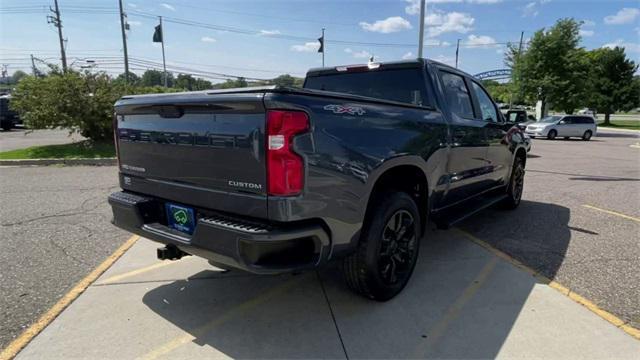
[324,104,365,116]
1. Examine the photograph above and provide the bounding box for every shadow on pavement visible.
[142,200,571,359]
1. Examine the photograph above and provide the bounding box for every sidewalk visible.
[15,229,639,359]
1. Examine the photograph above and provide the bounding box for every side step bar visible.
[433,193,508,229]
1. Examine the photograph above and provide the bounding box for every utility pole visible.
[455,39,460,68]
[417,0,425,58]
[30,54,37,76]
[48,0,67,71]
[159,16,167,87]
[118,0,130,86]
[517,30,525,54]
[321,28,325,67]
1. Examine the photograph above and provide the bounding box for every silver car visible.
[525,115,597,141]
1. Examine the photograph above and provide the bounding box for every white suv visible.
[525,115,597,141]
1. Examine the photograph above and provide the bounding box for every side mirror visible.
[558,120,566,125]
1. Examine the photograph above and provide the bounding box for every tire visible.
[501,157,525,210]
[343,191,421,301]
[582,130,592,141]
[547,130,557,140]
[1,122,11,131]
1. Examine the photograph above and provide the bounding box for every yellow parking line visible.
[0,235,140,360]
[455,228,640,340]
[582,204,640,223]
[140,276,305,360]
[99,259,186,285]
[412,256,498,357]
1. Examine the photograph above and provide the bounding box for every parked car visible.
[0,94,19,131]
[525,115,597,140]
[108,58,529,300]
[503,109,536,130]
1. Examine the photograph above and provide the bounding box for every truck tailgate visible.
[114,92,267,218]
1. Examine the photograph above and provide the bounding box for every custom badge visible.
[323,104,366,116]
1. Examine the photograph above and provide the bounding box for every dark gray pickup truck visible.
[109,59,528,300]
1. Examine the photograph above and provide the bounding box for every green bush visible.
[11,70,179,141]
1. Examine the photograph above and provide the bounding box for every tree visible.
[272,74,296,87]
[586,47,640,125]
[11,70,28,84]
[213,77,248,89]
[482,80,511,104]
[114,71,140,86]
[11,70,122,141]
[173,74,211,90]
[140,69,173,87]
[509,18,589,114]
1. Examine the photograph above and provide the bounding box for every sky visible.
[0,0,638,82]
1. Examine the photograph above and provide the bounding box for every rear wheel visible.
[343,191,421,301]
[501,157,525,210]
[547,130,557,140]
[582,130,592,141]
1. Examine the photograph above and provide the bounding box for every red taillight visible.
[266,110,309,196]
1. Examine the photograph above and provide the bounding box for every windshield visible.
[539,116,561,123]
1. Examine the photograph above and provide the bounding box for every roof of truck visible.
[306,58,458,77]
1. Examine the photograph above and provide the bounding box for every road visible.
[1,129,638,352]
[0,128,85,152]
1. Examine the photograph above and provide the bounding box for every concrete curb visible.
[597,127,640,134]
[0,158,116,166]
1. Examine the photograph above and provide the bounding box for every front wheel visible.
[500,157,525,209]
[547,130,557,140]
[582,130,592,141]
[343,191,421,301]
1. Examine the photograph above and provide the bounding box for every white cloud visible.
[201,36,216,43]
[433,55,457,67]
[344,48,373,59]
[582,19,596,27]
[523,2,538,17]
[359,16,412,33]
[604,8,640,25]
[259,30,281,36]
[602,39,640,53]
[402,52,414,60]
[291,42,320,52]
[425,39,452,47]
[128,3,137,8]
[425,10,475,37]
[160,3,175,11]
[579,29,594,37]
[128,20,142,26]
[465,34,497,48]
[405,0,499,14]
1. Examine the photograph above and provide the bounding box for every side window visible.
[471,81,498,123]
[563,117,575,124]
[440,71,474,120]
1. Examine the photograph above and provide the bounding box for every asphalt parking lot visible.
[1,128,638,358]
[0,128,84,152]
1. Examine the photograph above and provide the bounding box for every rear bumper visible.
[108,191,331,274]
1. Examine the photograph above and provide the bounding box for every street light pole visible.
[417,0,425,58]
[118,0,130,87]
